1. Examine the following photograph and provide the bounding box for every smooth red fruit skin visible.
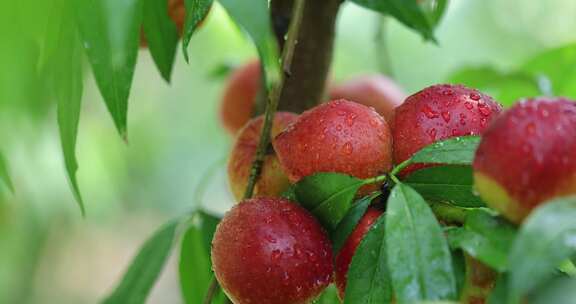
[211,198,334,304]
[273,99,393,183]
[335,207,383,300]
[329,74,406,124]
[393,84,502,176]
[228,112,299,201]
[473,98,576,223]
[220,60,261,135]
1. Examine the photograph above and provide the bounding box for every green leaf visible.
[451,250,466,296]
[0,152,13,193]
[508,196,576,301]
[315,285,340,304]
[521,43,576,98]
[447,66,540,107]
[530,276,576,304]
[487,274,508,304]
[293,173,364,230]
[410,136,481,165]
[103,219,180,304]
[179,213,225,304]
[344,215,392,304]
[182,0,213,62]
[446,210,516,272]
[54,10,85,215]
[75,0,143,138]
[349,0,444,41]
[332,192,380,254]
[280,185,297,201]
[218,0,280,90]
[142,0,179,82]
[386,183,457,302]
[404,166,484,208]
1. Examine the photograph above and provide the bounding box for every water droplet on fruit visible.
[337,110,347,116]
[464,102,474,110]
[369,118,380,127]
[442,89,454,96]
[441,111,451,123]
[343,142,353,155]
[451,129,458,136]
[477,104,492,116]
[264,234,277,243]
[469,92,481,101]
[421,105,439,119]
[336,124,343,131]
[346,114,356,126]
[282,272,291,285]
[459,113,467,125]
[427,128,437,140]
[480,117,487,127]
[271,250,282,262]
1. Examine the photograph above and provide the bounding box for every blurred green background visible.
[1,0,576,303]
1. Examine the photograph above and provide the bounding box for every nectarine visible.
[227,112,298,201]
[393,84,502,176]
[329,74,406,124]
[220,60,261,135]
[335,207,383,299]
[211,197,334,304]
[273,99,393,183]
[473,97,576,223]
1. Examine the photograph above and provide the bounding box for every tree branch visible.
[275,0,341,113]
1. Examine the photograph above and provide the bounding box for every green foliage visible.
[315,285,340,303]
[522,43,576,98]
[404,166,484,208]
[0,152,13,193]
[409,136,480,166]
[53,4,85,215]
[75,0,143,138]
[182,0,214,62]
[179,212,226,304]
[143,0,180,82]
[508,196,576,302]
[344,215,393,304]
[349,0,448,41]
[446,210,516,272]
[218,0,280,90]
[331,192,380,253]
[102,219,181,304]
[292,173,364,230]
[385,183,457,302]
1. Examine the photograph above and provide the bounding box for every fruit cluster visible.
[212,62,576,304]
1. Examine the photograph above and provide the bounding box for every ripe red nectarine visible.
[227,112,298,201]
[473,97,576,223]
[335,207,383,299]
[211,197,334,304]
[393,84,502,176]
[273,99,393,183]
[220,60,261,135]
[329,74,406,124]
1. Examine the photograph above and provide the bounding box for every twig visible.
[243,0,307,200]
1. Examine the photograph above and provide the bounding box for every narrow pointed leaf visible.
[293,173,364,230]
[103,220,180,304]
[55,8,85,215]
[386,183,457,302]
[508,196,576,302]
[404,166,484,208]
[344,215,392,304]
[142,0,179,82]
[218,0,280,90]
[0,152,13,193]
[75,0,143,138]
[182,0,213,62]
[410,136,481,165]
[332,192,380,253]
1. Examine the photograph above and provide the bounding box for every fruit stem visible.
[429,201,469,224]
[390,159,412,177]
[363,173,388,185]
[243,0,306,200]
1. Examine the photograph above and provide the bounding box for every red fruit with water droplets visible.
[335,207,383,299]
[220,60,261,135]
[212,197,334,304]
[473,98,576,223]
[228,112,299,201]
[393,84,502,176]
[329,74,406,124]
[273,99,393,183]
